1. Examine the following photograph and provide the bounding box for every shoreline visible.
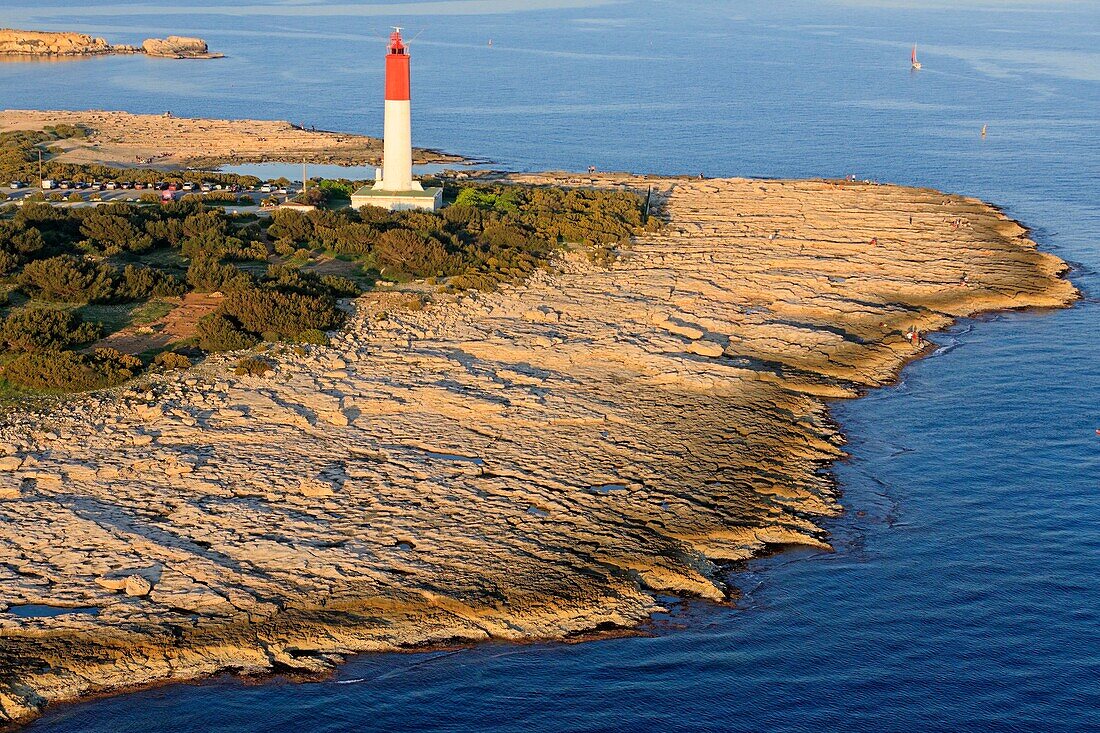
[0,173,1078,729]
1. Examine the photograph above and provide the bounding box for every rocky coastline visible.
[0,173,1077,728]
[0,29,222,59]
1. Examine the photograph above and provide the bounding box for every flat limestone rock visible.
[0,175,1076,728]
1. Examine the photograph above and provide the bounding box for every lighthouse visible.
[377,28,413,191]
[350,27,442,212]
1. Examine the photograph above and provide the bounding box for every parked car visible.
[105,181,118,190]
[259,184,273,193]
[200,183,212,193]
[41,179,56,190]
[182,182,195,191]
[9,181,24,189]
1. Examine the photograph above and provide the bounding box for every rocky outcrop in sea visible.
[0,29,220,59]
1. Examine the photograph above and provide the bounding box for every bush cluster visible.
[0,309,101,352]
[233,356,273,377]
[194,265,347,351]
[196,313,260,352]
[19,255,184,303]
[153,351,192,370]
[259,183,644,289]
[3,348,142,393]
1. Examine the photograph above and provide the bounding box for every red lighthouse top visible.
[385,28,410,101]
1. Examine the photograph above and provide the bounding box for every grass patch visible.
[129,298,175,325]
[75,302,142,335]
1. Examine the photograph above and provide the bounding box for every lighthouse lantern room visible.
[350,28,442,212]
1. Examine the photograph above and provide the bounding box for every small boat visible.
[911,45,922,70]
[981,124,988,138]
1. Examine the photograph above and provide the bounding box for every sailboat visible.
[911,45,922,70]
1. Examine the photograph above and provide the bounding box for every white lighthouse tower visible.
[350,28,442,212]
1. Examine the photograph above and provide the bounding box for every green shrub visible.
[186,258,253,293]
[318,179,354,200]
[19,255,117,302]
[231,239,269,262]
[221,287,342,340]
[145,217,185,247]
[79,210,153,254]
[371,229,458,277]
[357,205,393,224]
[294,188,325,207]
[0,220,46,258]
[320,274,362,298]
[117,265,187,300]
[0,309,101,352]
[268,211,310,246]
[295,329,329,346]
[233,356,272,377]
[3,348,142,392]
[182,211,228,240]
[273,237,297,257]
[196,312,260,352]
[153,351,191,370]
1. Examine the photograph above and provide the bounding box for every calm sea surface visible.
[3,1,1098,731]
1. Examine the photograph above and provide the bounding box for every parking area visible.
[0,179,299,207]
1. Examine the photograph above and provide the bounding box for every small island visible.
[0,29,223,60]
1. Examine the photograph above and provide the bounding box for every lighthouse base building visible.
[350,183,442,212]
[351,29,441,213]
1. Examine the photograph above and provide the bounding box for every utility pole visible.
[302,158,307,199]
[38,148,43,181]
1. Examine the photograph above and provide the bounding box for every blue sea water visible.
[3,1,1098,731]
